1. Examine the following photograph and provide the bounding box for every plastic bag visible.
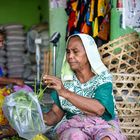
[2,90,46,140]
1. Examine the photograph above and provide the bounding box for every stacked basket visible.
[4,24,26,78]
[99,32,140,140]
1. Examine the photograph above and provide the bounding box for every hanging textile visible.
[65,0,111,46]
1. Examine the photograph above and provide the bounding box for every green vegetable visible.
[2,90,46,140]
[34,79,47,101]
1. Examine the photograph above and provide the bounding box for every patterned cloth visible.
[59,70,115,120]
[50,70,127,139]
[56,115,127,140]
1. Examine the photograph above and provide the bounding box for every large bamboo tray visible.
[99,32,140,74]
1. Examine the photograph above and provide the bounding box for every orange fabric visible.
[81,22,90,34]
[98,21,109,40]
[71,1,78,11]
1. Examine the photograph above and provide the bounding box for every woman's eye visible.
[66,51,70,54]
[74,51,78,54]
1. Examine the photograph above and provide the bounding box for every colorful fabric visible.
[93,17,99,37]
[89,0,95,22]
[56,115,127,140]
[65,0,111,44]
[98,0,106,17]
[81,22,91,33]
[98,14,110,41]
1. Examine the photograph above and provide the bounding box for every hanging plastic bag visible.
[2,90,47,140]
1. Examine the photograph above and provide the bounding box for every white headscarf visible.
[61,33,108,81]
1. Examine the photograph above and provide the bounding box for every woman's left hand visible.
[43,75,66,97]
[15,79,24,86]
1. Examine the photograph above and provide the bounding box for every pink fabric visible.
[13,85,33,92]
[56,115,127,140]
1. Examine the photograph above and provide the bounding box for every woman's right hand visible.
[43,75,66,97]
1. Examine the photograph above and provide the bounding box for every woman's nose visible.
[68,52,74,59]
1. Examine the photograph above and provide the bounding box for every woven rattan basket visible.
[113,73,140,140]
[99,32,140,74]
[99,32,140,139]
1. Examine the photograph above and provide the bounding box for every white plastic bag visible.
[2,90,46,140]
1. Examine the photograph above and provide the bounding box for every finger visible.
[44,79,56,87]
[44,78,56,83]
[43,75,55,79]
[44,80,52,86]
[44,78,60,85]
[47,84,57,89]
[43,75,48,80]
[43,75,60,81]
[43,79,52,83]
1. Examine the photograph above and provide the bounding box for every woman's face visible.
[0,34,4,48]
[66,36,90,71]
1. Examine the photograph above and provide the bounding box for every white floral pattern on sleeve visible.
[59,70,112,115]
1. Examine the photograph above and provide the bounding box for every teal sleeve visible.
[50,90,75,119]
[94,82,115,121]
[50,90,62,110]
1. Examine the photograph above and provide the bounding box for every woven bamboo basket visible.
[113,73,140,140]
[99,32,140,74]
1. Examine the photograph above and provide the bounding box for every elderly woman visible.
[0,30,24,86]
[43,34,126,140]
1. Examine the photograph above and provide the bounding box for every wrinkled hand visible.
[43,75,66,97]
[15,79,24,86]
